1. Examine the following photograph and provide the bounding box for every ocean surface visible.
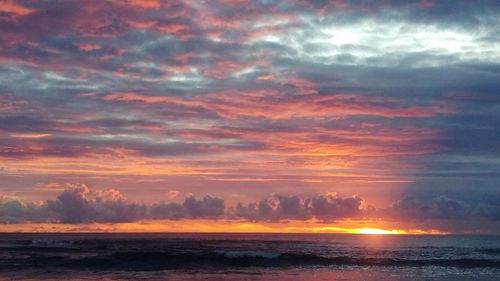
[0,233,499,280]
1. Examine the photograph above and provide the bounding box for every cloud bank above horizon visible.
[1,185,500,233]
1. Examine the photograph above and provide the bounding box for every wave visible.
[0,239,79,253]
[478,248,500,255]
[214,250,282,259]
[3,251,500,271]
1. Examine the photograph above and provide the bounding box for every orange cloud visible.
[104,91,453,119]
[257,74,274,80]
[0,0,34,16]
[156,23,190,34]
[76,43,101,51]
[121,0,162,9]
[10,133,51,139]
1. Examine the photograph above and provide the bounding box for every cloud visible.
[165,190,180,199]
[0,199,52,223]
[2,185,500,230]
[149,201,187,219]
[0,0,34,16]
[473,193,500,221]
[475,204,500,221]
[150,194,225,219]
[234,194,310,221]
[46,185,147,223]
[0,188,367,223]
[183,195,225,217]
[307,193,365,220]
[233,193,364,221]
[387,195,471,220]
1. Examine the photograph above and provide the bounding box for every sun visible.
[355,228,406,235]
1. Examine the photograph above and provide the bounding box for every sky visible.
[0,0,499,234]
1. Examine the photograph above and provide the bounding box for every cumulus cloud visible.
[233,193,365,222]
[307,193,365,220]
[387,195,471,220]
[0,186,226,223]
[234,195,310,221]
[0,189,364,223]
[150,195,225,219]
[2,186,500,227]
[0,199,53,223]
[183,195,225,217]
[150,202,187,220]
[46,185,147,223]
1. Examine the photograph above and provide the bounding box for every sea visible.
[0,233,499,280]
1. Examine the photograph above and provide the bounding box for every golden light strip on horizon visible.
[0,220,450,235]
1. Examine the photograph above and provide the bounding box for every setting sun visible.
[355,228,406,235]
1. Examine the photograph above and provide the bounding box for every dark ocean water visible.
[0,233,500,280]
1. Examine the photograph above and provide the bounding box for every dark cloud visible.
[2,186,500,229]
[46,185,146,223]
[234,195,310,221]
[307,194,364,220]
[0,199,53,223]
[473,193,500,221]
[233,193,364,221]
[183,195,225,218]
[151,195,225,219]
[0,186,226,223]
[149,202,187,220]
[387,195,471,220]
[0,135,265,159]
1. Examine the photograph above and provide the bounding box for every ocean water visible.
[0,233,499,280]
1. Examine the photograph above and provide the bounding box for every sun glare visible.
[355,228,406,235]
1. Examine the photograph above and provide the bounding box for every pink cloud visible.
[0,0,34,16]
